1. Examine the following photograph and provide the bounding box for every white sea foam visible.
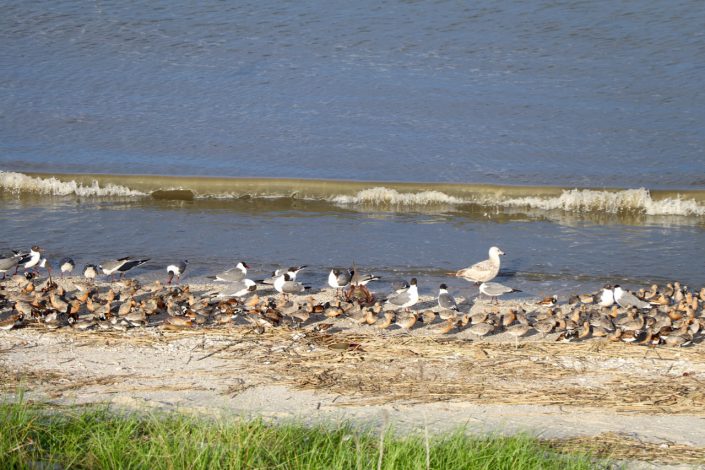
[331,187,465,205]
[0,171,145,197]
[332,186,705,216]
[501,188,705,216]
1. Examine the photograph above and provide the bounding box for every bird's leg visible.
[167,273,174,285]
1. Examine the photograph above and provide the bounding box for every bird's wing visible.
[387,290,411,306]
[456,259,494,278]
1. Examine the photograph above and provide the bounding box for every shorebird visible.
[260,265,307,287]
[83,264,98,280]
[384,278,418,312]
[437,284,459,313]
[99,257,138,280]
[467,321,495,338]
[18,246,43,273]
[274,273,310,297]
[453,246,504,284]
[537,295,558,307]
[115,258,149,279]
[613,285,651,310]
[167,260,188,284]
[214,261,249,282]
[0,252,23,280]
[328,268,352,296]
[59,258,75,277]
[506,322,532,349]
[217,279,257,298]
[598,284,615,307]
[391,279,410,292]
[478,282,521,304]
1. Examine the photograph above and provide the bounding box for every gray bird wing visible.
[387,290,411,306]
[215,269,245,282]
[282,280,305,294]
[482,282,513,296]
[0,256,20,271]
[438,292,458,310]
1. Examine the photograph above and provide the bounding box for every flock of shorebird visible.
[1,245,704,348]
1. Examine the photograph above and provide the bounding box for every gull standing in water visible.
[384,278,419,312]
[479,281,521,304]
[166,260,188,285]
[454,246,504,284]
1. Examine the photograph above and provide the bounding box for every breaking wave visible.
[0,171,145,197]
[2,171,704,217]
[331,187,464,205]
[500,188,705,217]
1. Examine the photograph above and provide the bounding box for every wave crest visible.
[332,187,464,205]
[501,188,705,216]
[0,171,145,197]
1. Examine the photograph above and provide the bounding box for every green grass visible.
[0,399,599,469]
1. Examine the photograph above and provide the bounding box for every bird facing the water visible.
[167,260,188,285]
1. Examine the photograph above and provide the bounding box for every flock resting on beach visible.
[1,245,704,348]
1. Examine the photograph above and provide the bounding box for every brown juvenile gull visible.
[454,246,504,284]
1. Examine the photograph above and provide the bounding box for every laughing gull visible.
[454,246,504,284]
[613,285,651,310]
[60,258,75,277]
[83,264,98,280]
[0,252,23,280]
[599,284,615,307]
[99,257,149,280]
[274,273,310,297]
[217,279,257,298]
[117,258,149,278]
[351,272,381,286]
[391,279,410,292]
[437,283,459,313]
[19,246,43,273]
[328,268,352,296]
[479,281,521,304]
[214,261,249,282]
[384,278,418,311]
[167,260,188,285]
[261,265,307,286]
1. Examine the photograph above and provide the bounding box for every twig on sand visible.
[196,341,236,361]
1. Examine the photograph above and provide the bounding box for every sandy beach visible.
[2,275,705,467]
